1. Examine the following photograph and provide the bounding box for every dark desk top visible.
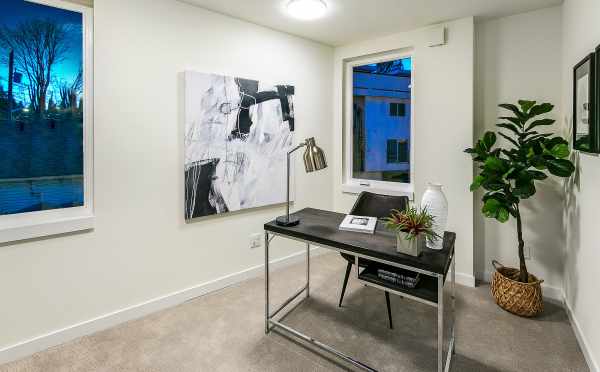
[265,208,455,276]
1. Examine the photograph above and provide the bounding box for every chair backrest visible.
[349,191,409,219]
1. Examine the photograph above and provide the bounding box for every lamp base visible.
[276,215,300,227]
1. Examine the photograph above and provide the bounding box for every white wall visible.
[0,0,333,358]
[562,0,600,370]
[332,17,475,285]
[475,7,564,294]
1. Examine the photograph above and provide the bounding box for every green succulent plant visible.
[465,100,575,283]
[383,206,440,242]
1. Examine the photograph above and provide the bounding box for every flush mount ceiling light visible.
[286,0,327,20]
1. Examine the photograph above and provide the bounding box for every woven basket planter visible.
[490,260,544,317]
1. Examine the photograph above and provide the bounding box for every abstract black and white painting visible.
[184,71,295,220]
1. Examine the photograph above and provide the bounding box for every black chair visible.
[338,191,409,329]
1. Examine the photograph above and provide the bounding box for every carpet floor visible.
[0,253,588,372]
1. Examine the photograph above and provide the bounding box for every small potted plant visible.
[384,206,440,256]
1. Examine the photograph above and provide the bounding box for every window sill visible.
[341,183,414,200]
[0,209,95,244]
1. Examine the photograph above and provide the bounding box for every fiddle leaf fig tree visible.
[465,101,575,283]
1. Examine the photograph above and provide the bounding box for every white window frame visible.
[342,50,415,198]
[0,0,94,243]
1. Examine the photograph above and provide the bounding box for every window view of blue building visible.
[0,0,84,215]
[353,58,411,183]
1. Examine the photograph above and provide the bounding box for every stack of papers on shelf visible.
[377,269,421,289]
[338,215,377,234]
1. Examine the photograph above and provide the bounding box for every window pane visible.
[397,103,406,117]
[0,0,84,215]
[386,139,397,163]
[398,140,409,163]
[352,57,411,183]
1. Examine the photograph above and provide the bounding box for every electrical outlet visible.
[524,245,532,260]
[250,233,262,249]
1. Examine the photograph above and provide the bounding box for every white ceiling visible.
[181,0,562,46]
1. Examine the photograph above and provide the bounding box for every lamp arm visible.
[285,142,306,223]
[287,142,307,155]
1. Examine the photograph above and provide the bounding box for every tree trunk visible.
[38,93,46,115]
[515,205,529,283]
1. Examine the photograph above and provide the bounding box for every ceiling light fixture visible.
[286,0,327,20]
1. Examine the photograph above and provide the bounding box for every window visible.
[344,53,413,196]
[386,139,410,163]
[0,0,93,243]
[389,102,406,117]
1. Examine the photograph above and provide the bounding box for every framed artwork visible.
[184,71,295,220]
[573,53,598,153]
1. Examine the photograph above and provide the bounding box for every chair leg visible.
[338,262,352,307]
[385,291,393,329]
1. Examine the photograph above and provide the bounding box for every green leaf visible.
[528,103,554,117]
[464,148,476,154]
[482,198,502,218]
[496,208,510,223]
[483,131,497,150]
[530,155,547,170]
[513,178,536,199]
[547,158,575,177]
[501,149,519,161]
[518,100,536,113]
[524,133,553,143]
[498,132,519,147]
[549,143,570,158]
[499,116,523,127]
[470,175,484,191]
[482,178,507,191]
[521,131,540,138]
[545,137,568,149]
[526,118,555,131]
[484,157,505,172]
[499,104,525,121]
[496,123,521,136]
[527,170,548,180]
[482,197,510,222]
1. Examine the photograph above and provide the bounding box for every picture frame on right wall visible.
[573,52,598,153]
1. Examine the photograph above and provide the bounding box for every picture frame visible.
[573,53,598,153]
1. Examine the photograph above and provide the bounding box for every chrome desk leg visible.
[306,243,310,298]
[265,231,270,334]
[438,274,444,372]
[452,255,456,355]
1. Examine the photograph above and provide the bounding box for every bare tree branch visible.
[0,19,69,115]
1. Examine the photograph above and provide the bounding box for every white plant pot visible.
[396,233,424,256]
[420,183,448,250]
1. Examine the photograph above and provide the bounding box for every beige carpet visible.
[0,253,588,372]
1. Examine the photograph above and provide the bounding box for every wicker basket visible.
[490,260,544,317]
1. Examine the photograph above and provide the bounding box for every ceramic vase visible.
[396,232,424,256]
[420,183,448,250]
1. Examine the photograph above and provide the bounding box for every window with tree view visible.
[352,57,411,184]
[0,0,85,216]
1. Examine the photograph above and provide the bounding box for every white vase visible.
[420,183,448,250]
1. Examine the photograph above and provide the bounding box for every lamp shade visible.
[302,137,327,172]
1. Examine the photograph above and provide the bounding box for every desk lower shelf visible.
[357,266,439,305]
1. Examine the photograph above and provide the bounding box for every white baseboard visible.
[564,297,599,372]
[455,272,476,287]
[0,247,324,365]
[476,271,564,303]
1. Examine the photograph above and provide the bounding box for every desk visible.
[264,208,456,372]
